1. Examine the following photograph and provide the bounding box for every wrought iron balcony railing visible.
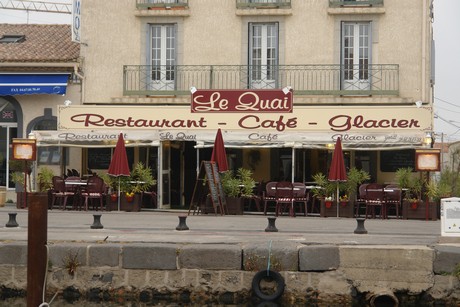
[236,0,291,8]
[123,64,399,96]
[136,0,189,9]
[329,0,383,7]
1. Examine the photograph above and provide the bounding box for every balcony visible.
[329,0,383,7]
[123,64,399,96]
[236,0,291,9]
[136,0,189,9]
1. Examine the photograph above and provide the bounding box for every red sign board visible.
[191,89,293,113]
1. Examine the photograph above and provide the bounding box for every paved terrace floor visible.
[0,203,446,246]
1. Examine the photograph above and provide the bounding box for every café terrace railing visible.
[123,64,399,96]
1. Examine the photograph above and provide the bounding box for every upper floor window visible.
[149,24,177,91]
[249,23,279,89]
[341,22,371,91]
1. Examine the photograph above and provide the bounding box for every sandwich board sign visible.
[441,197,460,237]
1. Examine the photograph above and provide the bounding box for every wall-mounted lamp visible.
[28,132,36,139]
[424,131,433,147]
[190,86,197,94]
[326,143,335,150]
[282,86,292,95]
[64,100,72,106]
[415,100,422,108]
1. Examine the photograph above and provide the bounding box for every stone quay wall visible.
[1,242,460,305]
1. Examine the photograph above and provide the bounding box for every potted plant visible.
[220,168,256,215]
[342,167,370,203]
[37,166,55,192]
[105,162,156,211]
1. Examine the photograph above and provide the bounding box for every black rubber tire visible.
[251,270,285,301]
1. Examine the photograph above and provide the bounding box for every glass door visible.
[342,22,371,91]
[150,24,176,91]
[249,23,278,89]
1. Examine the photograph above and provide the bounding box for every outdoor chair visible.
[384,184,402,219]
[51,176,74,210]
[365,183,386,219]
[275,181,295,217]
[262,181,277,215]
[80,175,106,211]
[293,182,309,216]
[355,183,369,217]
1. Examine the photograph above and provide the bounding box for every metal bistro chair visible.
[275,181,295,217]
[365,183,386,219]
[263,181,277,215]
[355,183,369,217]
[51,176,74,210]
[293,182,309,216]
[80,175,106,211]
[384,184,402,219]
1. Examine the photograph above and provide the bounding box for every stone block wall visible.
[0,242,459,305]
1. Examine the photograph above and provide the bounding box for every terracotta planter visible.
[110,194,118,202]
[402,200,437,220]
[106,194,141,212]
[320,199,354,218]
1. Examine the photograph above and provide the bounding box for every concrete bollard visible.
[265,217,278,232]
[354,218,368,234]
[176,215,189,231]
[6,212,19,227]
[90,214,104,229]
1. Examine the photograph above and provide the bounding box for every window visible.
[249,23,279,89]
[341,22,371,91]
[0,35,25,43]
[149,24,176,91]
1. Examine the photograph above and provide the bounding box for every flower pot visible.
[402,200,437,220]
[340,201,348,207]
[410,202,418,210]
[325,201,333,208]
[110,194,118,202]
[125,195,134,203]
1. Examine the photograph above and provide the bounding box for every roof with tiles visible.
[0,24,80,63]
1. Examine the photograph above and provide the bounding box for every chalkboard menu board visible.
[380,149,415,172]
[188,161,227,215]
[88,147,134,170]
[88,148,112,169]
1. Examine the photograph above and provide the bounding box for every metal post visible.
[354,218,367,234]
[5,212,19,227]
[176,215,189,231]
[27,193,48,307]
[265,217,278,232]
[91,214,104,229]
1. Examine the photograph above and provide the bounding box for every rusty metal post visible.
[27,192,48,307]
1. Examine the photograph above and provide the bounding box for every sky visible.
[0,0,459,142]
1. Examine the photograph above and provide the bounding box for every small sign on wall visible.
[415,149,440,171]
[441,198,460,237]
[12,138,37,161]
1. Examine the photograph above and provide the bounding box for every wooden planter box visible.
[320,200,354,218]
[402,200,438,220]
[203,196,243,215]
[106,194,141,212]
[226,196,244,215]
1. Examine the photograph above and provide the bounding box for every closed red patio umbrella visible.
[108,133,130,211]
[328,137,347,217]
[211,128,228,172]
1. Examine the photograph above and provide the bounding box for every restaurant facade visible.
[5,0,435,209]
